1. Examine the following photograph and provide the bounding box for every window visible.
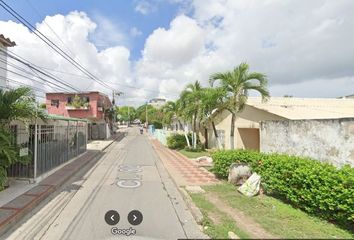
[82,96,90,103]
[67,96,73,104]
[51,99,59,107]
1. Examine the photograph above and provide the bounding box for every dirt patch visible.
[205,193,276,239]
[207,211,222,225]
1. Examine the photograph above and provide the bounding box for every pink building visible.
[46,92,112,122]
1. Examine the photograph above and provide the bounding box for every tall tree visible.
[210,62,269,149]
[161,100,183,129]
[117,106,136,122]
[199,87,226,149]
[179,81,203,148]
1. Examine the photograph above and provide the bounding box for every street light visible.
[112,91,124,128]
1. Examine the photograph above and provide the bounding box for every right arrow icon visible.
[128,210,143,225]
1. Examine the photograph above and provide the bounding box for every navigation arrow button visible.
[105,210,120,225]
[128,210,143,225]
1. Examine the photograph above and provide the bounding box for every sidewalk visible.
[0,132,125,236]
[151,139,219,186]
[87,139,116,151]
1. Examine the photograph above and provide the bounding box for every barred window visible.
[51,99,59,107]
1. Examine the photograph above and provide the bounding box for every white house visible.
[149,98,166,108]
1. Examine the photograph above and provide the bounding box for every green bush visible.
[167,133,203,150]
[211,150,262,178]
[152,121,163,129]
[211,150,354,228]
[167,134,188,149]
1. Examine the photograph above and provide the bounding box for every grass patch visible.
[202,182,354,239]
[189,192,250,239]
[178,149,210,159]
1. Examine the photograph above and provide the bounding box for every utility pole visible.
[145,101,148,129]
[112,90,116,125]
[112,90,123,124]
[128,106,130,126]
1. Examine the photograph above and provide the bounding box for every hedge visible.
[211,150,354,228]
[167,134,189,149]
[167,133,200,150]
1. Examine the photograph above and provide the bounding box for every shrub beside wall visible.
[167,134,188,149]
[211,150,354,227]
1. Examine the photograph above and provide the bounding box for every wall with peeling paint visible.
[260,118,354,167]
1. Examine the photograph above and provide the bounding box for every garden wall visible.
[260,118,354,167]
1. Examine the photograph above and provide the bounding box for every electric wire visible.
[0,0,113,91]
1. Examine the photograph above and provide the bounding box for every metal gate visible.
[7,121,87,179]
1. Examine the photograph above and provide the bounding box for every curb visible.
[179,187,204,224]
[0,132,125,237]
[150,139,205,227]
[0,152,100,237]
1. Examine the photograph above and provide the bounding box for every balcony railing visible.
[65,105,90,110]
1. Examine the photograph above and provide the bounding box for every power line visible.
[25,0,79,63]
[25,65,93,79]
[0,75,49,94]
[0,85,46,100]
[2,49,79,91]
[0,65,72,93]
[21,60,180,97]
[0,49,178,96]
[0,56,74,93]
[0,0,114,91]
[0,57,69,92]
[0,49,79,92]
[0,0,180,99]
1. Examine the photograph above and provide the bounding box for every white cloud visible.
[142,15,204,65]
[135,0,354,99]
[0,11,132,102]
[134,0,157,15]
[89,14,127,48]
[134,14,209,102]
[2,0,354,106]
[130,27,142,37]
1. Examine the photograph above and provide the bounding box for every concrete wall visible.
[260,118,354,167]
[208,106,285,150]
[0,43,7,88]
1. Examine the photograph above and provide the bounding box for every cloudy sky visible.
[0,0,353,105]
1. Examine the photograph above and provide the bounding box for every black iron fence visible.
[7,123,87,179]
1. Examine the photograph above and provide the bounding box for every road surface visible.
[5,127,205,240]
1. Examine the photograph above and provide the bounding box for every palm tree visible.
[199,87,226,149]
[179,81,203,148]
[161,101,178,128]
[210,62,269,149]
[0,87,43,124]
[0,87,44,190]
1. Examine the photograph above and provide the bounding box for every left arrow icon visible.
[105,210,120,225]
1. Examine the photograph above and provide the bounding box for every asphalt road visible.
[5,127,205,240]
